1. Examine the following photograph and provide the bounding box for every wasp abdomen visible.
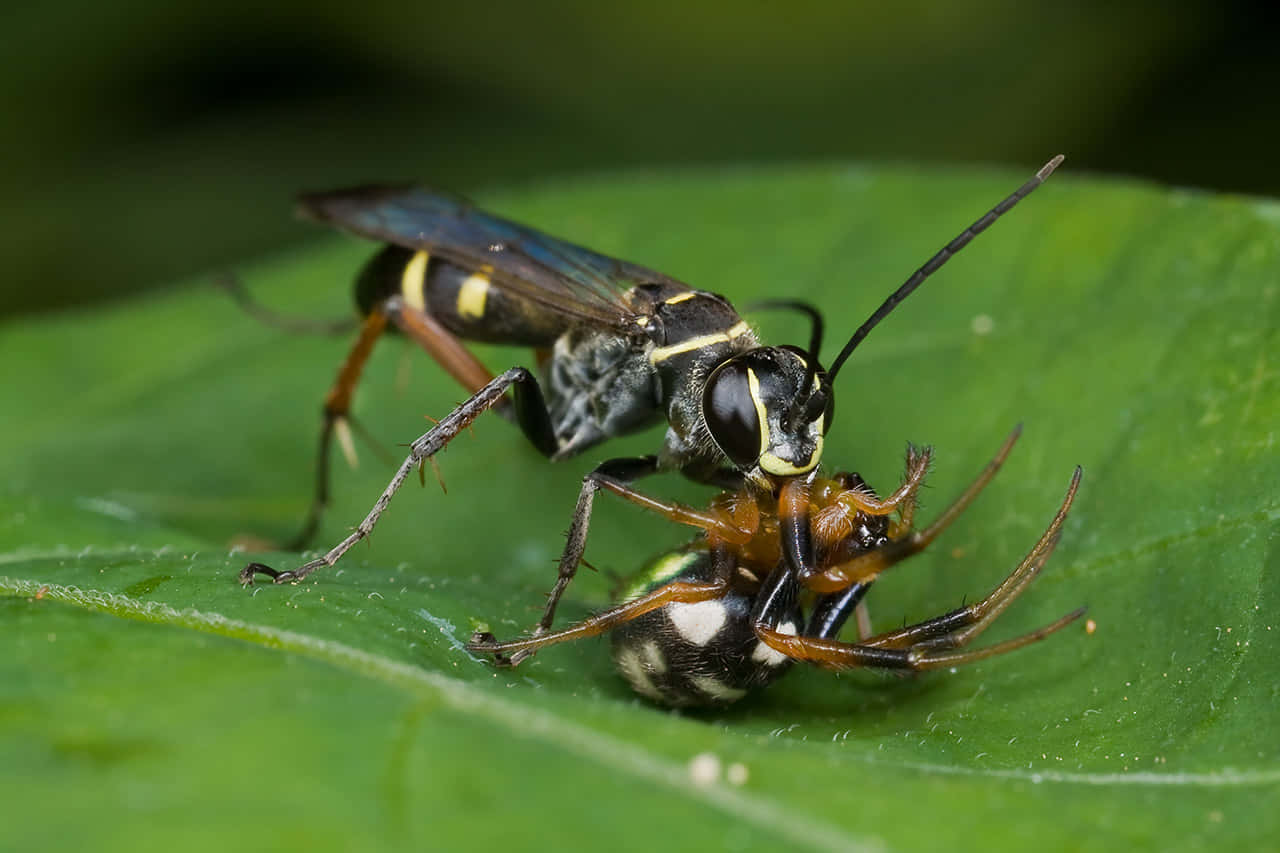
[355,245,569,346]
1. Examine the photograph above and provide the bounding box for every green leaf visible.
[3,165,1277,852]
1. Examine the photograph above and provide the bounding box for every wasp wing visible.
[298,185,688,330]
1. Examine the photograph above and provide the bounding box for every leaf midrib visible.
[4,572,1276,791]
[0,574,879,853]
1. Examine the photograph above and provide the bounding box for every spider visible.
[467,427,1085,706]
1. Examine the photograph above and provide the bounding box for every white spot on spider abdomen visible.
[751,620,797,666]
[614,645,666,702]
[690,675,748,702]
[638,640,667,674]
[668,600,728,646]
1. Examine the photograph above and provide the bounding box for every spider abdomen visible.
[610,551,800,706]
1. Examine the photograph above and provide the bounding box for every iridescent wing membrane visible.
[298,186,689,329]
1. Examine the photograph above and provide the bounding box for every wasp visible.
[239,158,1065,653]
[469,428,1084,706]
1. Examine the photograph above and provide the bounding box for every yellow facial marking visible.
[759,434,823,476]
[456,273,490,320]
[747,368,771,458]
[648,321,752,365]
[750,367,823,476]
[400,250,430,312]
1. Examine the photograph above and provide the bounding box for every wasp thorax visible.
[702,347,828,476]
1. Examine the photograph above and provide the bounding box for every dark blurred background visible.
[4,0,1276,318]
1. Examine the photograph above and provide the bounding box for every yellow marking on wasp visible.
[748,368,823,476]
[663,291,698,305]
[747,368,771,459]
[400,251,430,312]
[760,440,822,477]
[648,321,752,365]
[457,272,490,320]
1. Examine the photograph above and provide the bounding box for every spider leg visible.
[886,444,929,538]
[837,443,932,517]
[803,424,1022,593]
[593,477,747,543]
[467,457,754,668]
[467,546,735,664]
[804,583,875,640]
[756,467,1083,671]
[804,443,936,638]
[867,465,1081,652]
[810,444,930,555]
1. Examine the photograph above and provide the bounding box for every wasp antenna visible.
[746,300,828,428]
[1038,154,1066,181]
[745,300,825,358]
[794,314,825,427]
[826,155,1064,382]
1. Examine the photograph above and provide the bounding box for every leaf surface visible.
[3,165,1277,852]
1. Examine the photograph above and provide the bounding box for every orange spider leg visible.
[804,425,1022,593]
[755,467,1082,671]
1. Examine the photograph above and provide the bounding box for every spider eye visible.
[703,358,762,468]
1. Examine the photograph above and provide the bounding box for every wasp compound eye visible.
[751,348,825,476]
[703,358,763,468]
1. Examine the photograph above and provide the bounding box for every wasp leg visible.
[387,296,497,397]
[282,290,565,550]
[489,462,769,667]
[281,310,392,549]
[467,547,735,664]
[755,467,1083,671]
[398,293,559,454]
[802,424,1022,593]
[216,272,358,335]
[482,456,665,665]
[239,367,547,585]
[282,294,498,549]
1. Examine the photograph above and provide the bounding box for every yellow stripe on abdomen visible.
[457,273,490,320]
[400,250,430,312]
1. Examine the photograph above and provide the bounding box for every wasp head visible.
[702,346,832,479]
